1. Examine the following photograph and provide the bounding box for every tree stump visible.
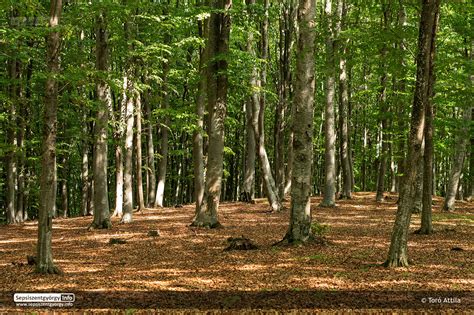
[224,236,258,251]
[147,230,160,237]
[109,238,127,245]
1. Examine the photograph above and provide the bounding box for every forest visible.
[0,0,473,311]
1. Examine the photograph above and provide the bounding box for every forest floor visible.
[0,192,473,312]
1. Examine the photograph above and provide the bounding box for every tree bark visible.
[6,59,18,224]
[418,29,437,233]
[321,0,337,207]
[443,108,471,211]
[337,0,352,199]
[91,11,111,229]
[36,0,63,274]
[135,94,145,210]
[113,77,127,217]
[385,0,439,268]
[145,94,156,207]
[122,84,135,223]
[282,0,315,243]
[155,61,170,208]
[275,0,296,200]
[191,0,232,228]
[255,0,282,211]
[193,16,207,214]
[375,1,390,203]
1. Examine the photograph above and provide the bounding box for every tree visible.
[91,11,111,229]
[320,0,338,207]
[193,10,207,215]
[417,9,439,234]
[191,0,232,228]
[122,78,135,223]
[337,0,352,199]
[248,0,282,212]
[375,1,391,203]
[135,93,145,211]
[385,0,440,268]
[443,108,471,211]
[281,0,316,243]
[36,0,63,274]
[154,59,170,208]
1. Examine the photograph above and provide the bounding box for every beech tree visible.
[36,0,63,274]
[91,11,111,229]
[385,0,440,268]
[281,0,316,243]
[191,0,232,228]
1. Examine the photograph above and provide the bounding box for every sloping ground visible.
[0,192,472,312]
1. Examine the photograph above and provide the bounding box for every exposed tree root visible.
[190,220,222,229]
[414,228,433,235]
[383,257,409,268]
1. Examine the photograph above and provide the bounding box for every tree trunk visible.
[6,59,18,224]
[385,0,440,268]
[145,95,156,207]
[36,0,63,274]
[443,108,471,211]
[122,84,135,223]
[281,0,315,243]
[191,0,231,228]
[241,0,256,202]
[193,16,206,213]
[470,107,474,201]
[91,11,111,229]
[418,35,437,234]
[254,0,282,211]
[242,99,256,202]
[135,94,145,210]
[113,77,127,217]
[337,0,352,199]
[321,0,337,207]
[60,155,68,218]
[275,0,296,200]
[375,1,390,202]
[155,61,170,208]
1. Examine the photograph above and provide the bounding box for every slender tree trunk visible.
[91,11,111,229]
[17,102,26,222]
[275,0,295,200]
[135,94,145,210]
[254,0,282,211]
[281,0,315,243]
[418,25,438,234]
[60,155,68,218]
[443,108,471,211]
[122,84,135,223]
[321,0,337,207]
[145,95,156,207]
[113,77,127,217]
[6,60,18,224]
[376,1,391,202]
[470,108,474,201]
[191,0,232,228]
[338,0,351,199]
[36,0,63,274]
[193,16,207,213]
[242,99,256,202]
[385,0,440,268]
[395,0,407,192]
[155,61,170,208]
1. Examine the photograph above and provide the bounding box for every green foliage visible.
[310,222,330,237]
